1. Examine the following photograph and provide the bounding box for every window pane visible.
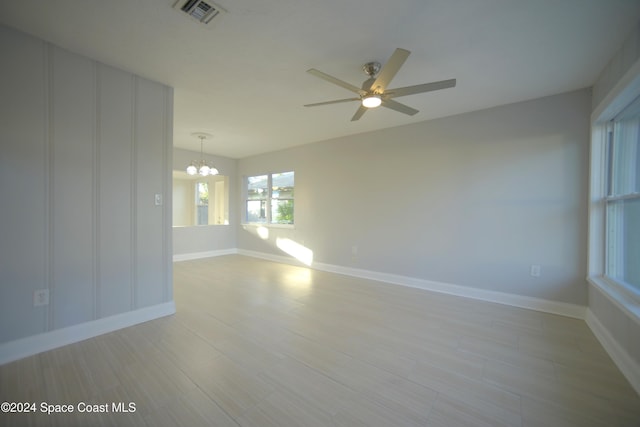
[248,175,268,200]
[247,200,266,223]
[196,182,208,225]
[606,197,640,290]
[271,199,293,224]
[196,206,208,225]
[611,98,640,196]
[197,182,209,205]
[271,171,294,224]
[272,171,294,195]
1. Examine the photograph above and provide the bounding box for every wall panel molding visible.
[131,75,138,311]
[44,42,53,334]
[163,88,173,303]
[92,60,99,322]
[95,63,104,320]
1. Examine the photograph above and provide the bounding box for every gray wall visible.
[173,147,237,256]
[238,89,591,305]
[0,25,173,344]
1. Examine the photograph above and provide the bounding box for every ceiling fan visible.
[304,48,456,121]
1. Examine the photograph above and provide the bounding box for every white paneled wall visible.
[50,46,96,329]
[0,25,49,342]
[0,24,173,350]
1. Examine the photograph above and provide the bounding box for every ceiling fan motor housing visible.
[363,62,381,77]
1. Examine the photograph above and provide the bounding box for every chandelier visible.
[186,133,219,176]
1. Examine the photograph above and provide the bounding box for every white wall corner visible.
[585,309,640,396]
[0,301,176,366]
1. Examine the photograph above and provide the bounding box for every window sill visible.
[588,275,640,325]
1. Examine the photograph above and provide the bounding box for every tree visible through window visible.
[196,181,209,226]
[271,172,294,224]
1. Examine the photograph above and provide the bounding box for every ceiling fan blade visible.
[381,99,419,116]
[369,48,410,92]
[304,98,360,107]
[351,105,367,121]
[307,69,363,94]
[385,79,456,98]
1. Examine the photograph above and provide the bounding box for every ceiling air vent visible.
[173,0,225,24]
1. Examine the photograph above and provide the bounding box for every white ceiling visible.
[1,0,639,158]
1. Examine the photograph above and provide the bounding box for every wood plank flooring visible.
[1,255,639,426]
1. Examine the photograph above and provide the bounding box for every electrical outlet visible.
[154,193,163,206]
[530,264,541,277]
[34,289,49,307]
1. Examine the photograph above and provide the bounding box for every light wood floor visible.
[1,255,639,426]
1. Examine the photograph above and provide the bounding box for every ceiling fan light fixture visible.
[305,48,456,121]
[362,94,382,108]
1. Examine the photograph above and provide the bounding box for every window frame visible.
[244,171,295,227]
[588,68,640,319]
[602,117,640,299]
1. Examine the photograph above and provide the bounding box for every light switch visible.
[530,264,541,277]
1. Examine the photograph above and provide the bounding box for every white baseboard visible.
[316,262,585,319]
[183,250,639,395]
[173,248,238,262]
[236,249,586,319]
[0,301,176,366]
[586,309,640,396]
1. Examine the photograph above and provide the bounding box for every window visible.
[605,99,640,293]
[246,175,268,223]
[271,172,294,224]
[196,181,209,226]
[246,171,294,225]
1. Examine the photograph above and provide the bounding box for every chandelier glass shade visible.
[187,134,218,176]
[186,160,218,176]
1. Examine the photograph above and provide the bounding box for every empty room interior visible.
[1,1,640,426]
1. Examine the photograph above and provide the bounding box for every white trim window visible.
[196,181,209,226]
[605,101,640,295]
[245,171,294,225]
